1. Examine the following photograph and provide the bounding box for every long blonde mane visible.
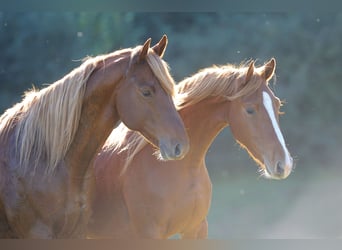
[0,44,172,176]
[0,59,98,175]
[106,62,267,174]
[174,62,264,108]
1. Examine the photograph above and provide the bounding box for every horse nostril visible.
[174,143,181,157]
[276,161,284,175]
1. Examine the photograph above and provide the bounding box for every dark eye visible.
[246,107,255,115]
[141,88,153,98]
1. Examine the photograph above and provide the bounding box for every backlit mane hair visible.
[174,62,265,108]
[106,61,270,174]
[0,59,97,176]
[0,44,173,176]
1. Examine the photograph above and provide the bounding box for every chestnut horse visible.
[89,58,293,239]
[0,35,189,238]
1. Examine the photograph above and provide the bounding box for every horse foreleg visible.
[180,218,208,239]
[24,220,54,238]
[131,224,168,239]
[0,215,16,238]
[0,215,53,238]
[0,201,17,238]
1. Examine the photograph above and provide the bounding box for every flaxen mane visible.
[0,59,97,176]
[105,62,270,174]
[0,45,172,176]
[174,62,265,108]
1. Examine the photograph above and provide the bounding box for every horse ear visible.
[262,58,276,81]
[139,38,152,61]
[245,60,255,83]
[151,34,168,58]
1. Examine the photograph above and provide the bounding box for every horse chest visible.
[166,172,212,235]
[55,174,94,238]
[7,169,92,238]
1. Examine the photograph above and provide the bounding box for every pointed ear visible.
[138,38,151,62]
[262,58,276,81]
[245,60,255,83]
[152,34,168,58]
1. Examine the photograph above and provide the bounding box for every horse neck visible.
[179,96,229,166]
[65,56,127,178]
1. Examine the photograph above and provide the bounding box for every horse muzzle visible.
[264,156,293,180]
[159,139,189,161]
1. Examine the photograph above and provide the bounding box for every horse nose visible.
[159,139,189,160]
[174,143,181,157]
[173,142,189,159]
[174,139,190,159]
[276,161,285,176]
[275,159,292,179]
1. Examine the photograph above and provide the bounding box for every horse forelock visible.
[146,50,175,97]
[2,58,99,176]
[127,45,175,96]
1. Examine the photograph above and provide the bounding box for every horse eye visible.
[141,88,152,97]
[246,107,255,115]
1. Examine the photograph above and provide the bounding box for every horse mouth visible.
[258,164,273,179]
[141,130,159,149]
[159,148,170,160]
[158,144,174,161]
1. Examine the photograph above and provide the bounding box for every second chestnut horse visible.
[89,58,293,239]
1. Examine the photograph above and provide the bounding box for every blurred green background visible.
[1,12,342,238]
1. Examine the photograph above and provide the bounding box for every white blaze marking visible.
[262,91,292,166]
